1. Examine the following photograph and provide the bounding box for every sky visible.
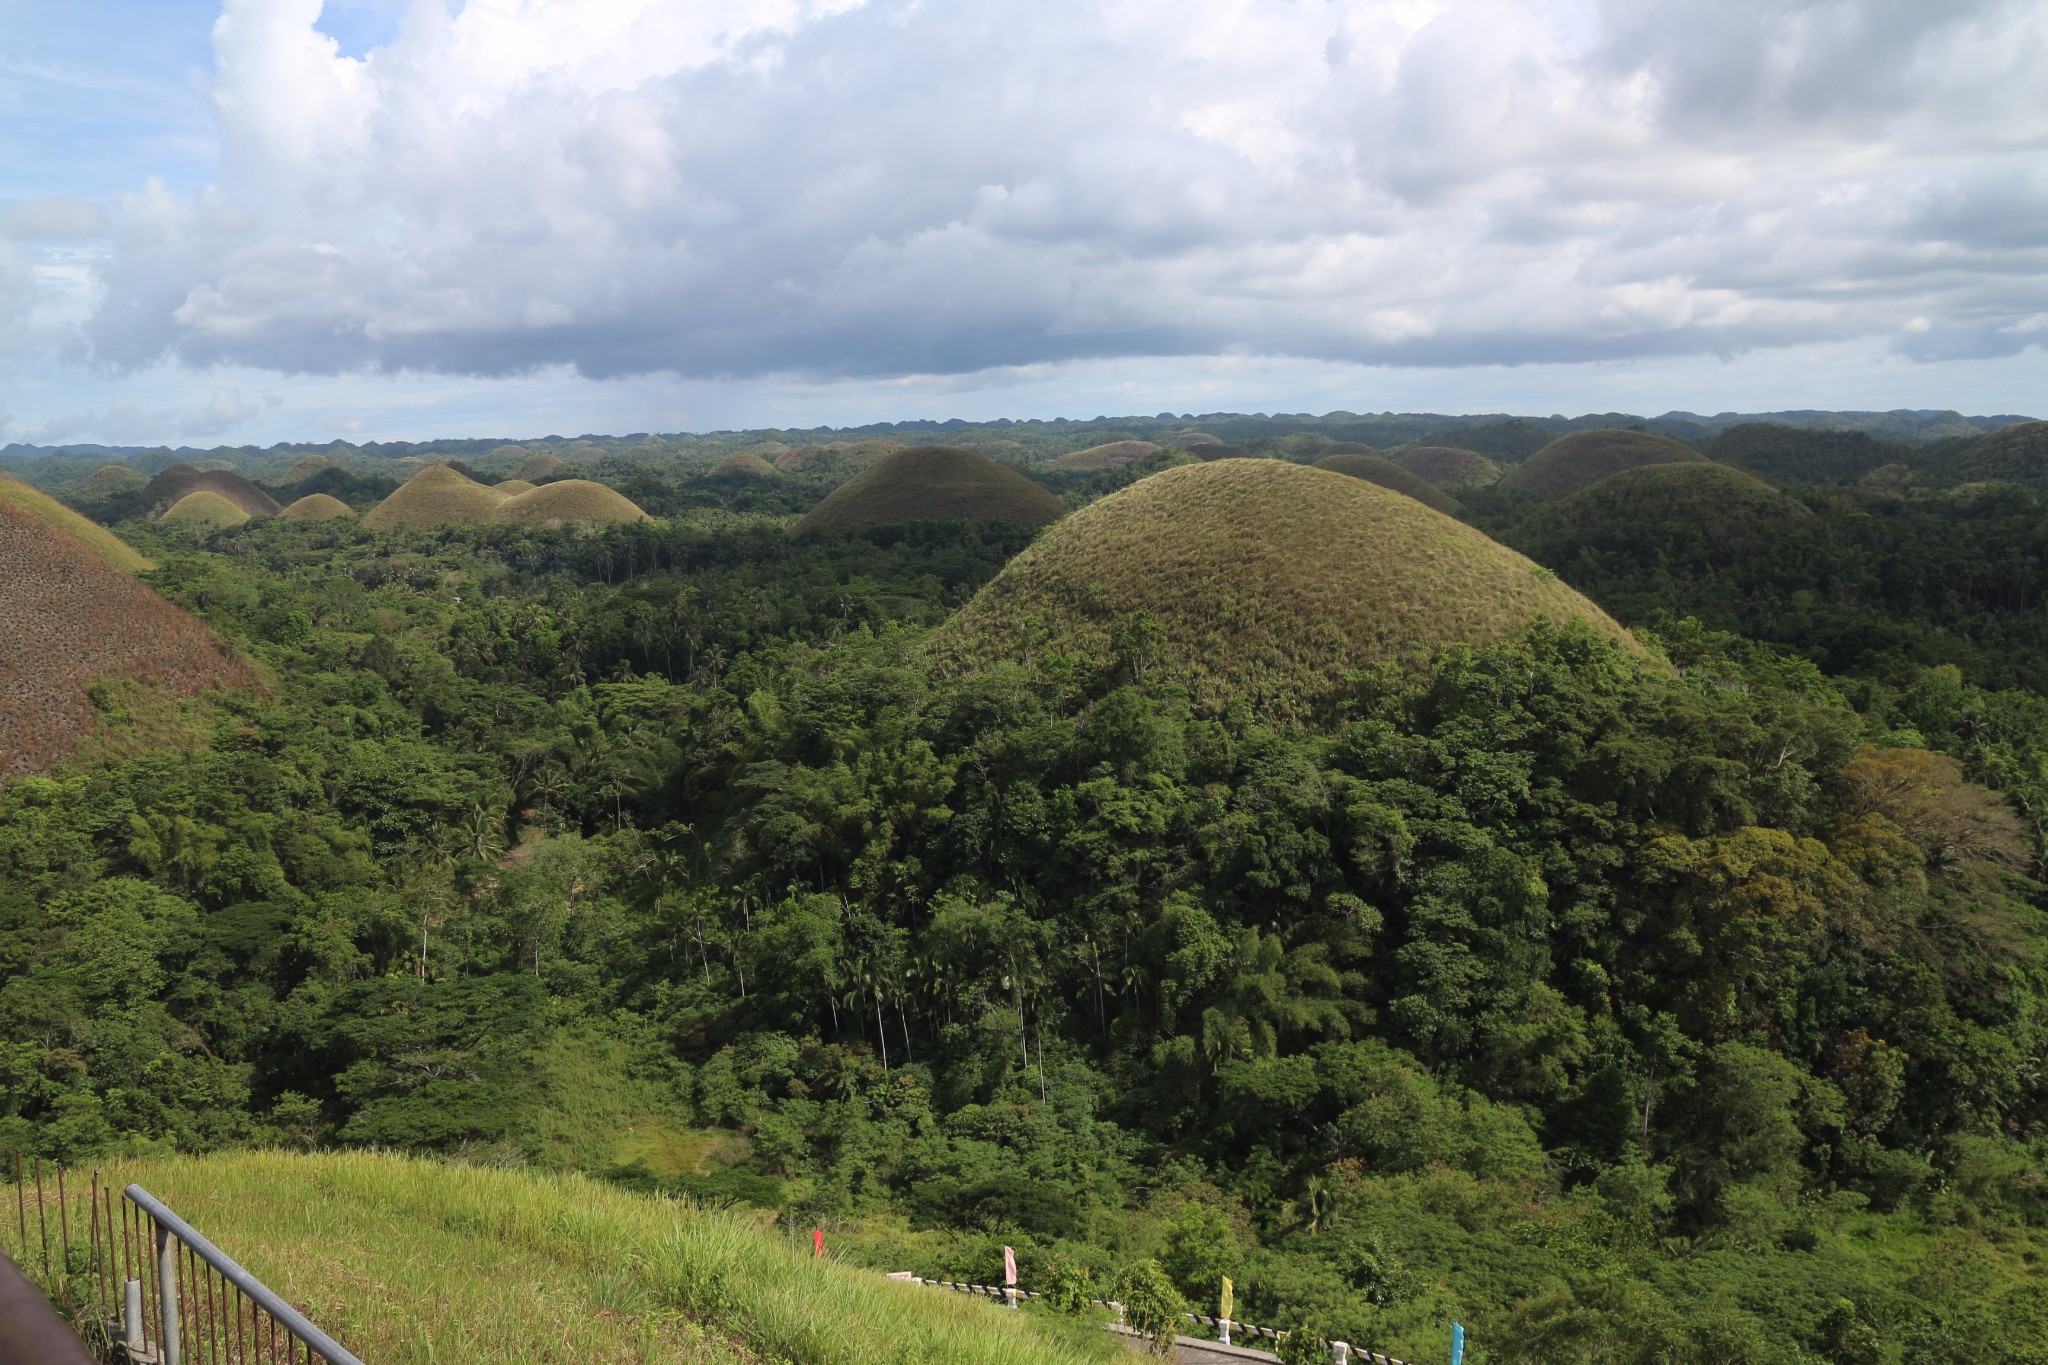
[1,0,2044,447]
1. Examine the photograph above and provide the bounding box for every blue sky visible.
[2,0,2044,447]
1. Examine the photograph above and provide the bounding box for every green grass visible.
[516,450,567,482]
[1514,461,1811,549]
[1497,428,1703,498]
[280,455,338,485]
[710,451,781,478]
[161,490,254,531]
[364,466,649,530]
[16,1150,1115,1365]
[927,459,1643,717]
[794,447,1066,537]
[1393,446,1502,491]
[279,493,357,521]
[75,464,149,500]
[1047,440,1159,471]
[0,474,153,573]
[498,480,651,526]
[1313,450,1463,514]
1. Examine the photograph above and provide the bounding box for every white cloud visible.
[19,384,276,444]
[52,0,2048,385]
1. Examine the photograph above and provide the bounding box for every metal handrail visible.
[124,1185,364,1365]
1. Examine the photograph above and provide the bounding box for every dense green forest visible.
[5,429,2048,1364]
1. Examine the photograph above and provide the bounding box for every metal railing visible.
[911,1275,1410,1365]
[7,1157,363,1365]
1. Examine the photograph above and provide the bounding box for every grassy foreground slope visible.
[0,473,152,573]
[97,1151,1109,1365]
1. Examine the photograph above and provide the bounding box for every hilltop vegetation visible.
[1393,446,1501,491]
[795,446,1065,537]
[1498,428,1703,497]
[929,459,1632,715]
[1312,449,1462,514]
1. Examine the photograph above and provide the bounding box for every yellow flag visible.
[1220,1276,1234,1323]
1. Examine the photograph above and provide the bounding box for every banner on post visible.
[813,1228,824,1259]
[1003,1245,1018,1286]
[1220,1276,1233,1323]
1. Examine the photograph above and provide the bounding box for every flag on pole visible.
[1220,1276,1233,1323]
[1451,1322,1465,1365]
[813,1228,824,1259]
[1003,1245,1018,1286]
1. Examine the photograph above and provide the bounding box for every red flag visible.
[813,1228,824,1259]
[1003,1245,1017,1286]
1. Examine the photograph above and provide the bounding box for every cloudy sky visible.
[2,0,2044,446]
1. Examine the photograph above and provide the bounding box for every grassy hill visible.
[1048,440,1159,471]
[1313,449,1463,514]
[795,447,1066,537]
[776,439,905,475]
[927,459,1641,716]
[0,496,254,777]
[75,463,149,500]
[163,490,254,530]
[516,449,566,482]
[1497,428,1703,498]
[34,1151,1108,1365]
[280,454,339,485]
[280,492,356,521]
[1941,419,2048,492]
[1702,423,1905,485]
[1394,446,1502,491]
[0,473,152,573]
[144,465,282,518]
[365,465,650,530]
[710,451,780,478]
[1513,462,1812,558]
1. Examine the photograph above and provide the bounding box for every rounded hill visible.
[1498,429,1702,498]
[77,464,149,500]
[496,480,652,527]
[1,497,254,778]
[1313,450,1462,514]
[494,479,537,495]
[776,439,904,475]
[0,475,152,574]
[145,466,281,519]
[1514,462,1811,560]
[926,460,1640,717]
[1395,446,1502,491]
[364,463,515,530]
[711,451,780,478]
[1946,420,2048,493]
[794,447,1066,538]
[280,455,338,485]
[163,491,253,531]
[515,450,565,482]
[280,493,356,521]
[1049,440,1160,471]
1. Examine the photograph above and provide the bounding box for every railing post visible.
[155,1222,180,1365]
[124,1277,144,1355]
[1332,1340,1350,1365]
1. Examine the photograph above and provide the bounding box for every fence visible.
[907,1276,1411,1365]
[6,1157,363,1365]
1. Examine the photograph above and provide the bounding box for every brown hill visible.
[363,463,514,530]
[515,450,566,482]
[1313,451,1463,515]
[496,481,652,527]
[162,492,252,531]
[145,466,281,518]
[794,447,1066,537]
[926,460,1640,718]
[1395,446,1503,491]
[775,439,905,474]
[0,475,152,574]
[711,451,780,478]
[1498,429,1702,498]
[280,493,356,521]
[1049,440,1161,471]
[0,498,255,778]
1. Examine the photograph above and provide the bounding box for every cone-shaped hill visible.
[494,479,538,495]
[0,475,152,574]
[163,492,253,531]
[1944,420,2048,493]
[515,450,565,482]
[145,466,281,518]
[77,464,149,500]
[1,496,255,778]
[1512,463,1812,563]
[1395,446,1502,491]
[280,493,356,521]
[794,447,1066,538]
[280,455,338,485]
[364,464,650,530]
[1313,450,1462,514]
[710,451,780,478]
[1049,440,1160,471]
[926,460,1641,717]
[1498,429,1702,498]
